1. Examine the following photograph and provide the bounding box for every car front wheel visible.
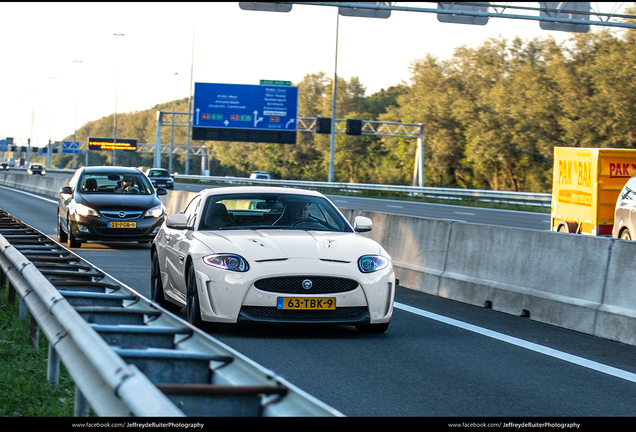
[186,264,203,327]
[57,213,68,243]
[67,220,81,248]
[151,252,180,312]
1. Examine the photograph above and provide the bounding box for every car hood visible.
[77,193,161,210]
[192,229,385,262]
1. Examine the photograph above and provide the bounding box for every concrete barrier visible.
[595,240,636,346]
[342,208,636,347]
[0,172,69,199]
[2,172,635,346]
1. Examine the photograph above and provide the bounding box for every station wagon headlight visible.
[75,203,99,217]
[144,204,164,218]
[358,255,389,273]
[203,254,249,272]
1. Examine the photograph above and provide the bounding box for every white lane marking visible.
[453,211,475,215]
[387,205,403,208]
[0,185,58,204]
[395,302,636,384]
[7,184,626,381]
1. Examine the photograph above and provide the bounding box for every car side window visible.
[621,179,636,201]
[69,170,81,190]
[183,196,202,228]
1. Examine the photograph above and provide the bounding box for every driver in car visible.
[116,176,139,194]
[288,202,310,224]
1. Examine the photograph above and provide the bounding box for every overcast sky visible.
[0,2,628,148]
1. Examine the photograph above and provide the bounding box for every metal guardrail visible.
[0,210,342,417]
[175,174,553,208]
[4,167,552,208]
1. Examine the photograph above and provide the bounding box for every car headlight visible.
[358,255,389,273]
[144,204,164,218]
[75,203,99,217]
[203,254,249,272]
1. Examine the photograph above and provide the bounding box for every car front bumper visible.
[190,257,395,325]
[69,214,165,242]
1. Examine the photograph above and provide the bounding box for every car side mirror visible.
[353,216,372,232]
[156,187,168,196]
[166,213,189,230]
[60,186,73,194]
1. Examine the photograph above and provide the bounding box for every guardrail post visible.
[8,280,15,304]
[48,344,60,390]
[74,386,90,417]
[28,314,39,349]
[19,294,28,317]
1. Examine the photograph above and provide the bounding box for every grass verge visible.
[0,284,76,417]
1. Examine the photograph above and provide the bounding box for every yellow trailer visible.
[551,147,636,236]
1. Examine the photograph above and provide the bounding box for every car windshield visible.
[147,169,169,177]
[79,172,154,195]
[198,193,352,232]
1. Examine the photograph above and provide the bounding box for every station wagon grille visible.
[254,276,358,294]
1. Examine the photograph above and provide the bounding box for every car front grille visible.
[254,276,359,294]
[239,306,369,324]
[101,211,143,219]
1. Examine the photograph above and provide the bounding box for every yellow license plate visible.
[108,221,137,228]
[277,297,336,310]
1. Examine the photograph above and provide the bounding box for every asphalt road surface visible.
[1,184,634,420]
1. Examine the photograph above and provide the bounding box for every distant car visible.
[151,186,395,333]
[145,168,174,189]
[249,171,270,180]
[27,163,45,175]
[613,176,636,240]
[0,162,8,171]
[57,166,168,248]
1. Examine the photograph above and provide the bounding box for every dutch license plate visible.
[277,297,336,310]
[108,221,137,228]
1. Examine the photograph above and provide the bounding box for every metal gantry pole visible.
[328,11,340,183]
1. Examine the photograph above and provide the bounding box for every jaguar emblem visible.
[302,279,313,290]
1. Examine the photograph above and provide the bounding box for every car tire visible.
[186,264,203,327]
[57,214,68,243]
[67,220,81,248]
[621,229,632,241]
[151,252,180,312]
[355,322,390,334]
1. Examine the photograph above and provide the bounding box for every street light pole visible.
[49,77,57,168]
[113,33,124,166]
[73,60,83,169]
[328,12,340,183]
[170,72,178,171]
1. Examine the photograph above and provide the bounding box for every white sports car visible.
[151,186,395,333]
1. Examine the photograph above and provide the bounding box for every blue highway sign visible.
[192,82,298,144]
[62,141,81,154]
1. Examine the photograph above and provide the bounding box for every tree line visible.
[52,18,636,193]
